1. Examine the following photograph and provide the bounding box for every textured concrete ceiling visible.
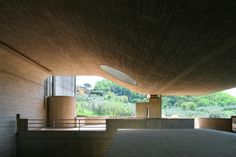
[0,0,236,95]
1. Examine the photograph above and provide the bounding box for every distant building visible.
[76,85,90,95]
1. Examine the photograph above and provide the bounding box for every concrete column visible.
[47,96,76,128]
[149,95,162,118]
[136,102,148,118]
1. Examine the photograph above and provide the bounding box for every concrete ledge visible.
[196,118,232,132]
[107,118,194,133]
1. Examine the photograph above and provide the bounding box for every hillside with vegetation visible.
[76,79,236,118]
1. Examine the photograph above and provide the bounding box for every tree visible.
[208,108,222,118]
[94,79,147,102]
[78,78,236,118]
[181,102,197,110]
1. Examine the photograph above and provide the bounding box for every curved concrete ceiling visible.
[0,0,236,95]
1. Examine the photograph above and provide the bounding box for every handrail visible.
[18,117,107,132]
[27,118,106,121]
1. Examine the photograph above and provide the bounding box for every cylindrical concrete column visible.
[47,96,76,128]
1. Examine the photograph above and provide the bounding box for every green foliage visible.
[180,102,197,110]
[77,79,236,118]
[94,80,147,103]
[208,108,222,118]
[162,93,236,118]
[77,79,146,117]
[163,93,236,107]
[77,91,135,117]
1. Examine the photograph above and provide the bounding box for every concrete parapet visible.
[107,118,194,133]
[195,118,232,132]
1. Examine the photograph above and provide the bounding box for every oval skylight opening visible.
[100,65,137,86]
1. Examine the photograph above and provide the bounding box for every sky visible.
[224,88,236,97]
[76,76,236,97]
[76,76,103,88]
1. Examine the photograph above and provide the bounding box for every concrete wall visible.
[77,117,107,125]
[16,118,194,157]
[136,103,148,118]
[232,116,236,132]
[196,118,232,132]
[107,118,194,133]
[149,97,162,118]
[17,131,113,157]
[0,44,49,157]
[136,96,162,118]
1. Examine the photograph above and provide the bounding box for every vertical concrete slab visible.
[136,102,148,118]
[149,95,162,118]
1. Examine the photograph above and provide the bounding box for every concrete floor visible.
[106,129,236,157]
